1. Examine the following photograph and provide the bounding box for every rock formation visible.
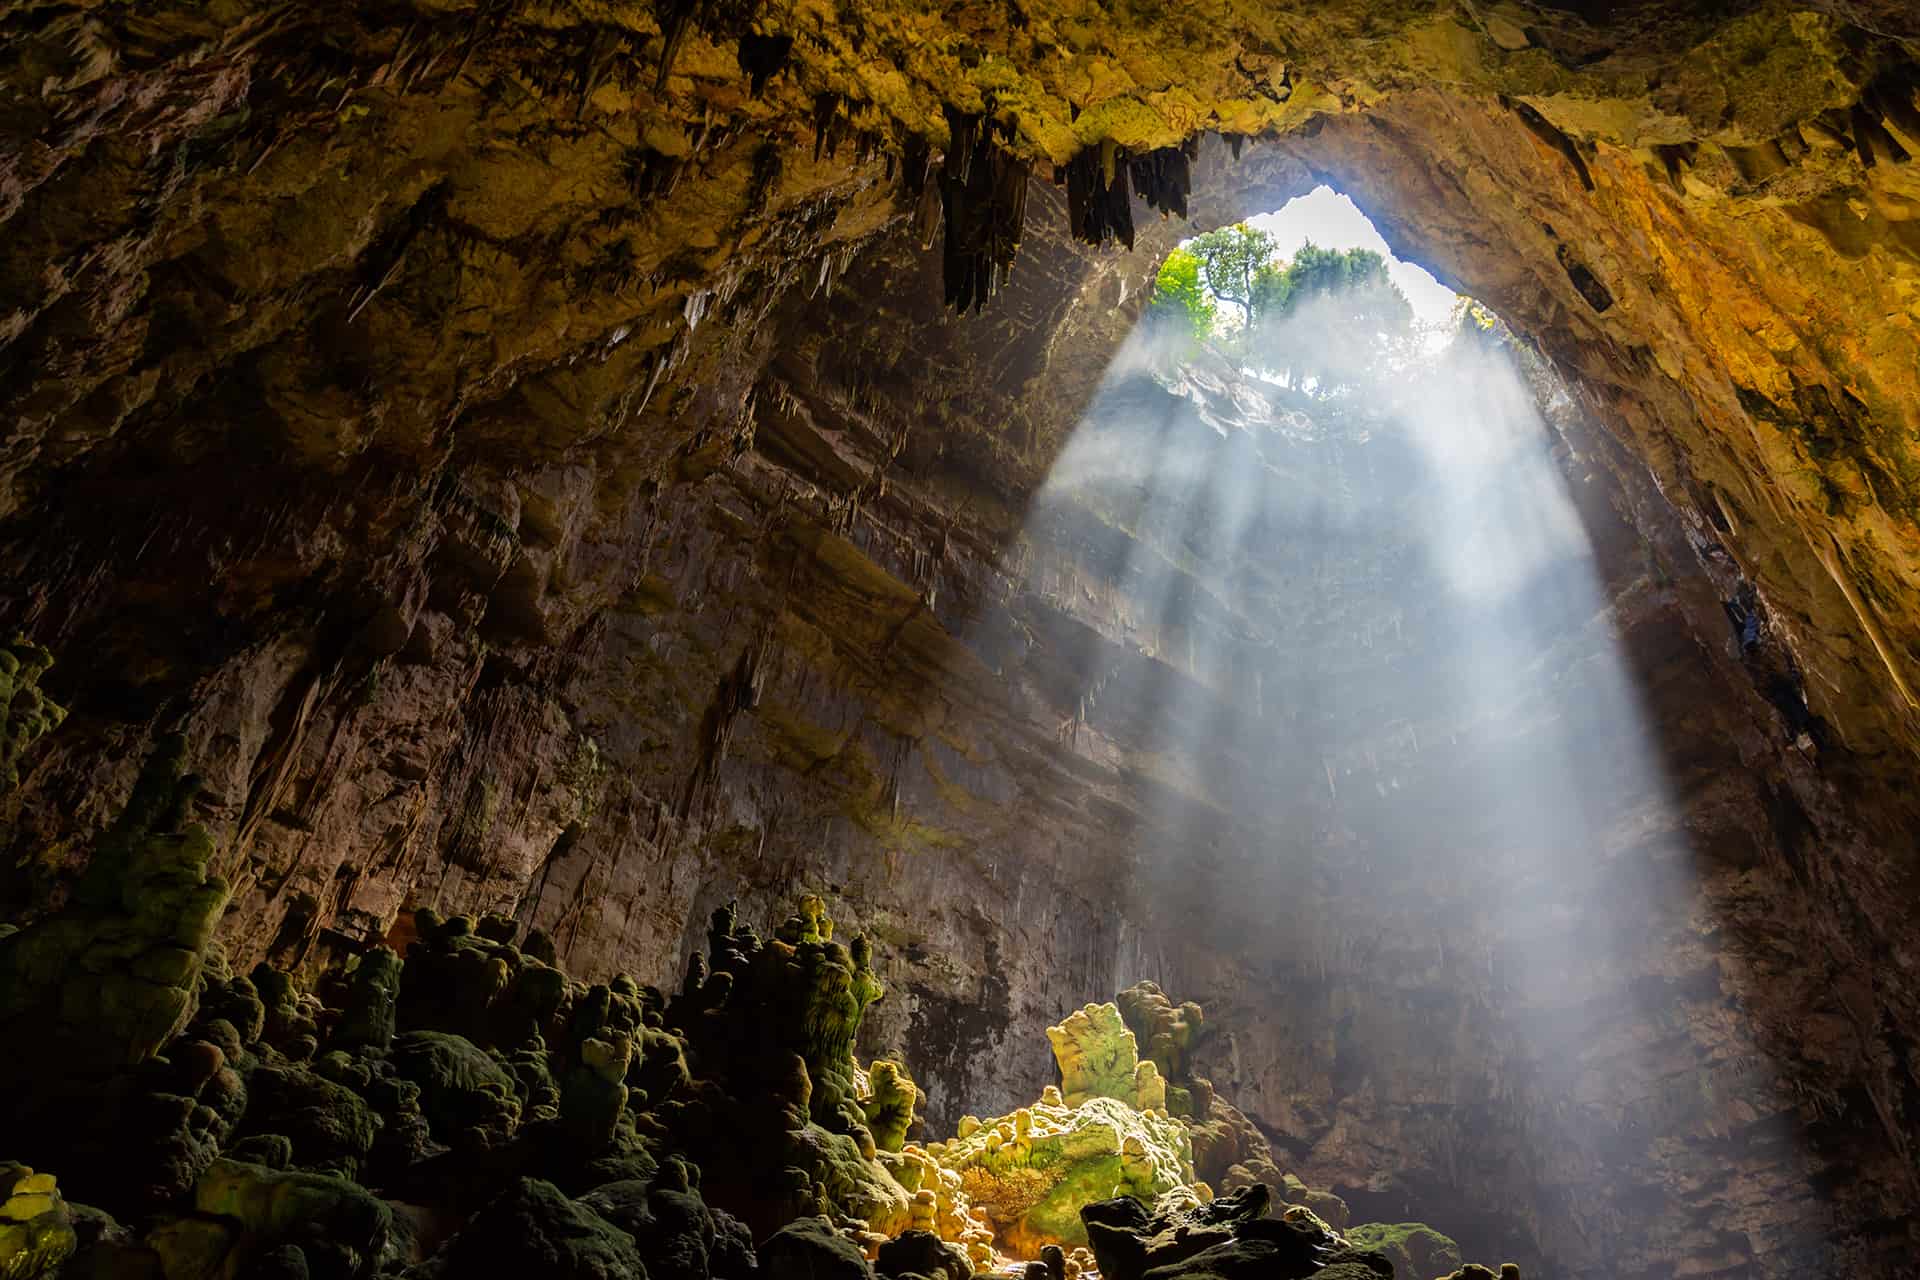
[3,1,1920,1274]
[0,875,1504,1280]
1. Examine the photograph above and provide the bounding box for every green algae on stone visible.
[192,1158,391,1277]
[0,735,228,1089]
[413,1177,643,1280]
[0,1165,76,1280]
[561,1034,632,1152]
[929,1095,1194,1255]
[0,637,64,798]
[1344,1222,1468,1280]
[331,946,403,1052]
[1115,983,1205,1098]
[1046,1002,1145,1108]
[859,1059,922,1153]
[388,1030,524,1151]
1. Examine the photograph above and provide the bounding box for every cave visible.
[3,3,1920,1280]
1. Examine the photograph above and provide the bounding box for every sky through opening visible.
[1239,185,1460,326]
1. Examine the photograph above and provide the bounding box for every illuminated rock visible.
[1046,1004,1144,1109]
[0,1166,75,1280]
[932,1092,1194,1256]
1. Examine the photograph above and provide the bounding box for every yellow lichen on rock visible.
[1045,1002,1145,1108]
[0,1166,75,1280]
[928,1089,1195,1257]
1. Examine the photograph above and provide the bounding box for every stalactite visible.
[1060,142,1190,249]
[656,0,766,89]
[624,146,683,201]
[1653,142,1696,193]
[572,26,621,118]
[812,93,844,162]
[1128,143,1193,219]
[1850,100,1910,167]
[1502,96,1596,191]
[737,32,791,96]
[345,180,450,323]
[937,108,1029,313]
[898,131,932,204]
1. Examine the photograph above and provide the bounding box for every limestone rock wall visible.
[4,2,1920,1276]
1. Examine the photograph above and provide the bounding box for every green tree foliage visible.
[1147,247,1217,340]
[1247,242,1413,396]
[1183,224,1278,327]
[1155,222,1422,394]
[1252,243,1398,319]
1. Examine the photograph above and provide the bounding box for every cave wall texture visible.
[4,0,1920,1275]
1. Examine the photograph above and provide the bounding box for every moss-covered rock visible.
[1188,1100,1281,1199]
[859,1061,921,1154]
[331,948,403,1053]
[1275,1175,1349,1233]
[413,1177,644,1280]
[577,1158,737,1280]
[0,880,1504,1280]
[561,1035,632,1153]
[0,636,64,798]
[760,1216,871,1280]
[1114,985,1205,1104]
[251,966,320,1060]
[388,1031,522,1152]
[930,1095,1194,1256]
[1079,1186,1288,1280]
[1343,1223,1466,1280]
[1045,1004,1144,1110]
[232,1066,377,1179]
[662,897,914,1238]
[0,1164,77,1280]
[875,1228,972,1280]
[143,1213,234,1280]
[0,737,227,1093]
[191,1158,390,1280]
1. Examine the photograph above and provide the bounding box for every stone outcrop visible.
[0,1165,77,1280]
[917,981,1421,1265]
[0,887,924,1277]
[0,881,1496,1280]
[0,639,65,799]
[1079,1187,1397,1280]
[933,1091,1193,1257]
[0,736,228,1089]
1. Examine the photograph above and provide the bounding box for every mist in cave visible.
[982,192,1824,1270]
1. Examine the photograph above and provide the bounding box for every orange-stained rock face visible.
[2,2,1920,1275]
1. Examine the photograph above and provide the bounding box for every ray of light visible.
[966,191,1823,1272]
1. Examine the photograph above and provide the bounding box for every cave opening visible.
[953,185,1830,1275]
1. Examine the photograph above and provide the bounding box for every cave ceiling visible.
[6,0,1919,764]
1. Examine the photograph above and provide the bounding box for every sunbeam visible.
[973,192,1827,1271]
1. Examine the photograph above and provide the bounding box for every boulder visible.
[1342,1224,1466,1280]
[192,1158,390,1280]
[412,1178,645,1280]
[388,1031,522,1151]
[0,1164,77,1280]
[759,1218,869,1280]
[874,1229,970,1280]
